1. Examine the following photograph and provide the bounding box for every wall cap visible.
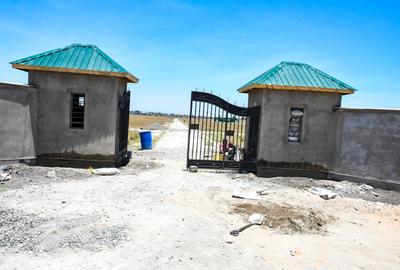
[0,81,36,89]
[338,107,400,113]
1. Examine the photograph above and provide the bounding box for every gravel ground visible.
[229,173,400,205]
[0,119,399,269]
[0,208,127,253]
[0,153,159,190]
[0,163,92,189]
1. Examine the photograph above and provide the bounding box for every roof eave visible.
[238,84,355,95]
[12,64,139,83]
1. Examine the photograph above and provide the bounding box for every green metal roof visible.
[10,43,138,83]
[238,61,356,94]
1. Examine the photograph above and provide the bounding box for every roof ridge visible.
[240,63,282,89]
[280,61,307,65]
[10,46,66,64]
[70,43,96,47]
[267,62,285,81]
[67,44,121,72]
[9,44,89,65]
[302,63,355,90]
[92,46,127,73]
[68,43,126,72]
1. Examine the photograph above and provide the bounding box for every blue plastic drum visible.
[139,131,152,150]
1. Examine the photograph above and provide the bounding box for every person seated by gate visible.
[220,139,236,160]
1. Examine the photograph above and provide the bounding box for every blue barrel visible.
[139,131,152,150]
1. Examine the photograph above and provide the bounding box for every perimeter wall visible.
[0,83,37,160]
[330,108,400,185]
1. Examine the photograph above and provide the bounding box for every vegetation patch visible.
[128,130,140,146]
[129,114,174,129]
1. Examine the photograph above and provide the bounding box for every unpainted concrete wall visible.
[250,89,400,186]
[0,83,37,159]
[333,108,400,181]
[253,90,341,169]
[29,71,127,158]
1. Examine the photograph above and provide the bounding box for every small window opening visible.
[70,93,85,129]
[288,108,303,142]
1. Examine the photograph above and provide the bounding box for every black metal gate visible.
[116,90,130,166]
[186,91,260,171]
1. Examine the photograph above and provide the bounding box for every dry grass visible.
[128,130,140,146]
[129,114,174,129]
[190,117,246,131]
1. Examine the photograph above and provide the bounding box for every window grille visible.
[288,108,303,142]
[70,93,85,129]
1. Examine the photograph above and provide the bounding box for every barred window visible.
[288,108,303,142]
[70,93,85,129]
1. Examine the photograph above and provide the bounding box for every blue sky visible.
[0,0,399,114]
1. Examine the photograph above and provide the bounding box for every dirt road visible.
[1,119,399,269]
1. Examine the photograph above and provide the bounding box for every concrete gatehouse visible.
[239,61,400,189]
[0,43,138,167]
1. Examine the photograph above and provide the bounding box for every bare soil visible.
[231,202,334,234]
[0,119,399,270]
[1,163,92,189]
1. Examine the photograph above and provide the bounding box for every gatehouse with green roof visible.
[239,61,399,185]
[1,43,138,167]
[240,61,356,178]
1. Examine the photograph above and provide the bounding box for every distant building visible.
[0,43,138,167]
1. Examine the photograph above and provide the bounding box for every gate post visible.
[186,92,194,168]
[241,106,260,172]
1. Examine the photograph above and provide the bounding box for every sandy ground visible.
[1,119,400,269]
